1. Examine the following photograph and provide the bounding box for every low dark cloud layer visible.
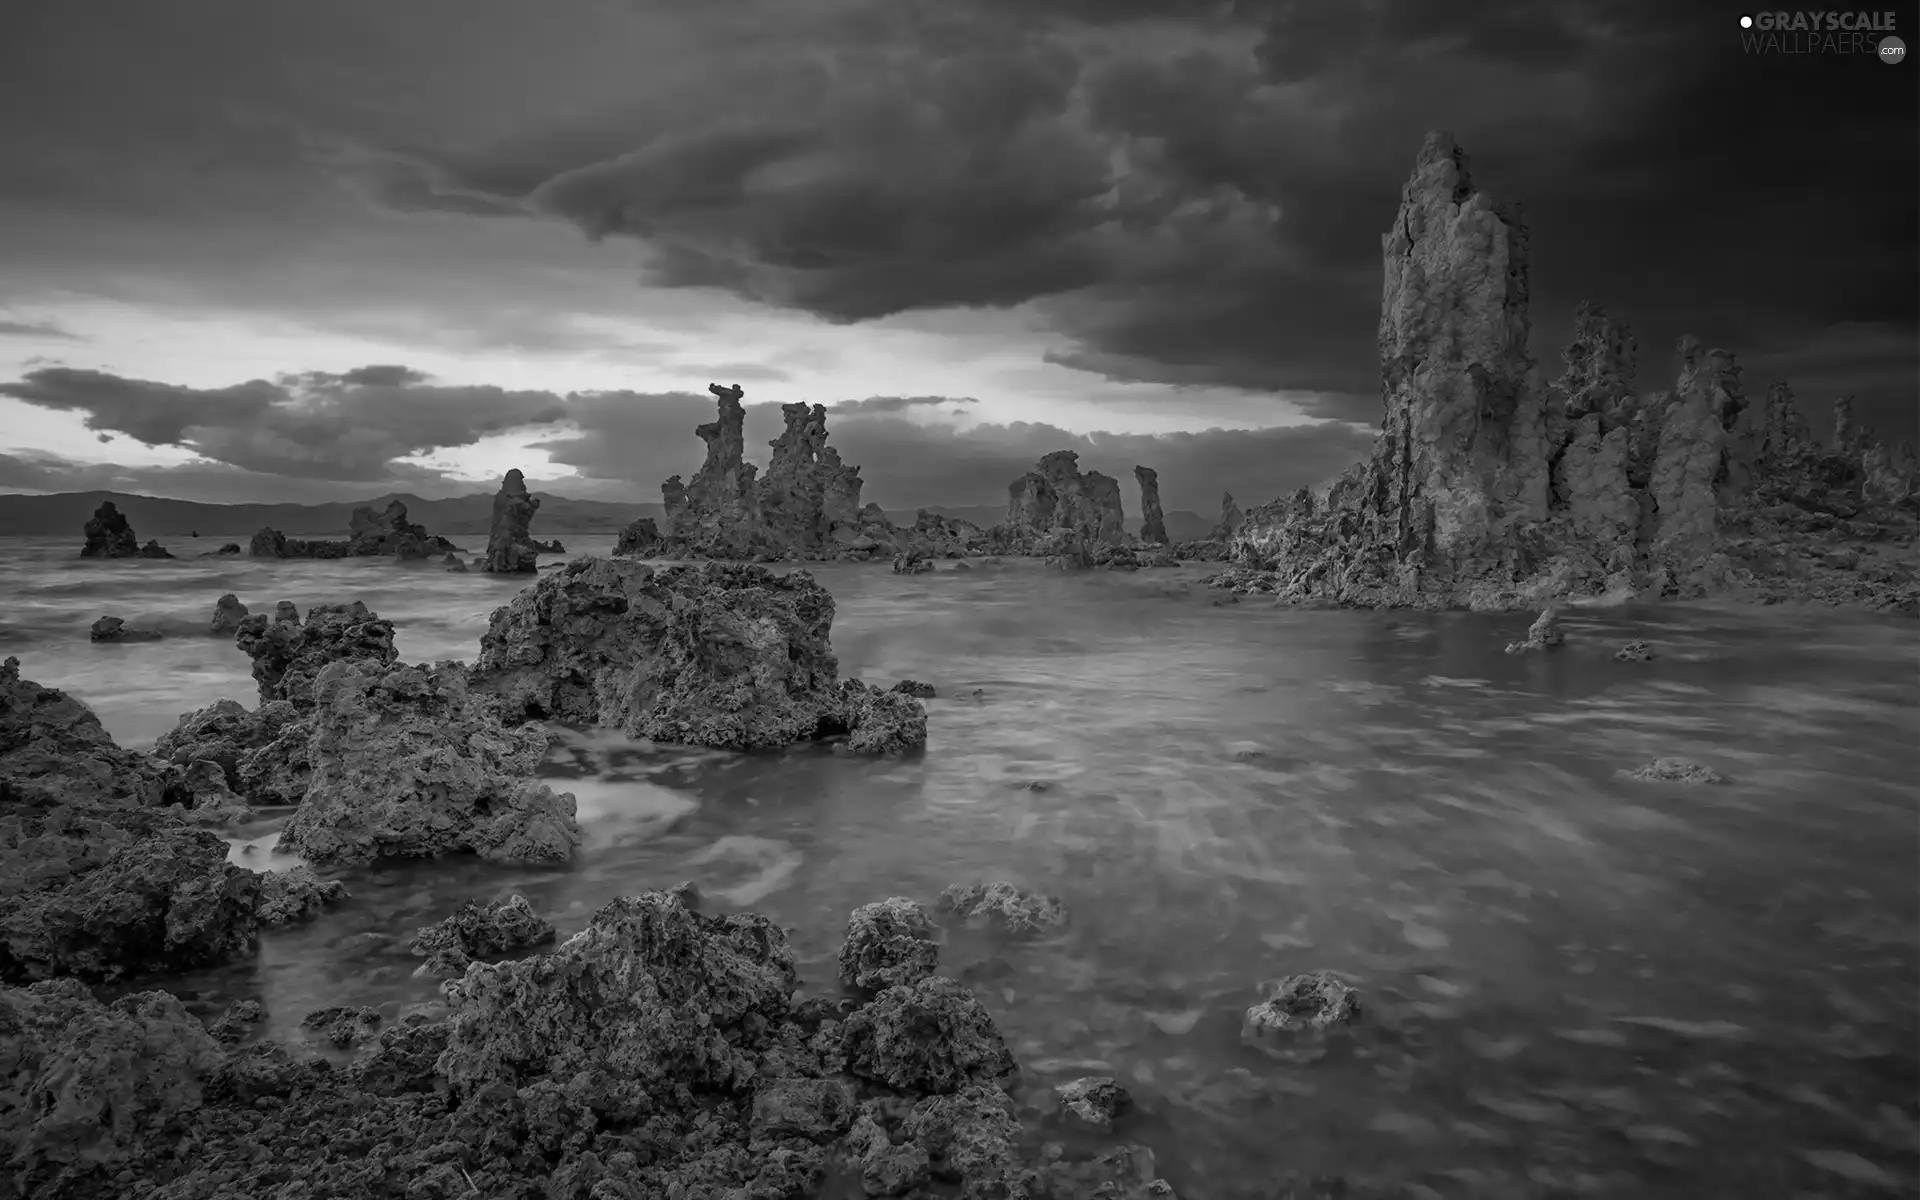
[0,367,568,481]
[0,320,81,340]
[2,365,1370,511]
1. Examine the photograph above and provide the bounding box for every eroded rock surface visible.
[1503,603,1565,654]
[273,659,581,866]
[998,451,1128,553]
[481,468,542,574]
[839,897,941,991]
[613,516,664,557]
[234,601,397,709]
[470,555,926,753]
[1242,971,1361,1062]
[254,865,351,926]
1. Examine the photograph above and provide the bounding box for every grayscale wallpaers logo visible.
[1737,11,1905,59]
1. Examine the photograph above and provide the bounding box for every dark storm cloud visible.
[313,0,1914,439]
[0,367,569,481]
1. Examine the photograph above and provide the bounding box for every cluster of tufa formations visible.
[1215,131,1917,613]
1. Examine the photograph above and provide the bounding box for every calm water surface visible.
[2,533,1917,1198]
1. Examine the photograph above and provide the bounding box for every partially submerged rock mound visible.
[613,515,663,557]
[409,893,555,979]
[88,615,162,643]
[481,468,541,574]
[273,660,581,866]
[249,499,458,561]
[208,593,248,637]
[79,500,145,558]
[469,555,928,753]
[1222,131,1919,612]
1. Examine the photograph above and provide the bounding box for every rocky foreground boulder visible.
[0,888,1179,1199]
[469,556,928,753]
[233,601,397,710]
[1220,131,1919,613]
[272,660,580,866]
[0,658,265,983]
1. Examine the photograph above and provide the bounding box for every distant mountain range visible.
[0,490,1216,542]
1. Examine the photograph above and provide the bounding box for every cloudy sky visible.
[1,0,1914,515]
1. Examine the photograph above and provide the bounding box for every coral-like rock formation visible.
[481,468,541,574]
[469,556,927,753]
[997,451,1127,552]
[273,660,581,866]
[79,501,141,558]
[409,893,556,979]
[1219,131,1920,613]
[839,898,941,991]
[254,865,350,926]
[1134,465,1168,544]
[209,593,248,637]
[1,655,165,809]
[233,601,397,709]
[937,881,1069,937]
[153,697,309,808]
[0,887,1177,1198]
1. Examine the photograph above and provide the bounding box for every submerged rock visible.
[891,678,937,699]
[273,659,581,866]
[1626,757,1724,785]
[87,615,163,643]
[410,893,557,979]
[893,549,934,575]
[1242,971,1361,1059]
[481,468,542,574]
[938,881,1070,937]
[137,539,173,559]
[1054,1076,1135,1133]
[249,500,456,561]
[79,501,142,558]
[470,555,926,754]
[234,600,398,709]
[1615,639,1656,662]
[1503,602,1566,654]
[301,1004,382,1049]
[208,593,248,637]
[839,897,941,991]
[254,865,351,926]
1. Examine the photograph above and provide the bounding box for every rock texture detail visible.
[997,451,1127,552]
[273,660,581,866]
[1218,131,1919,612]
[468,556,927,753]
[481,468,542,574]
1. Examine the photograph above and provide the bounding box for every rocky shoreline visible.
[0,549,1382,1198]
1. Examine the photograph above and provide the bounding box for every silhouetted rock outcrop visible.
[249,500,455,561]
[89,616,163,643]
[468,556,927,753]
[79,501,141,558]
[1219,131,1919,613]
[661,383,765,557]
[209,594,248,637]
[482,468,541,574]
[1134,466,1168,544]
[614,516,664,557]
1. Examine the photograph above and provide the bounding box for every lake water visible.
[3,532,1917,1198]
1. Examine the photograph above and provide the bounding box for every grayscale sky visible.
[0,0,1913,511]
